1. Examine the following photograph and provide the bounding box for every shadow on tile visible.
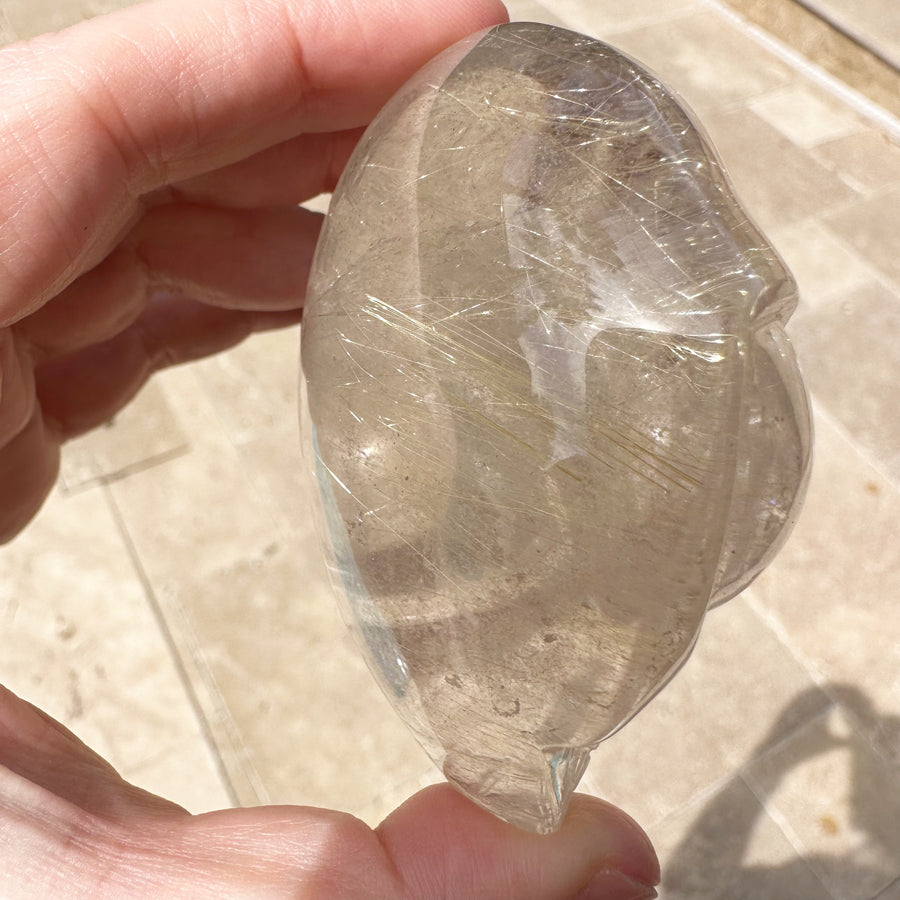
[656,779,825,899]
[660,683,900,900]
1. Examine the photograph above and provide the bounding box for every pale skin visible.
[0,1,660,896]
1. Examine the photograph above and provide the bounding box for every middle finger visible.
[162,127,363,209]
[16,203,322,360]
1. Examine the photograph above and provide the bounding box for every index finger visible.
[0,0,508,323]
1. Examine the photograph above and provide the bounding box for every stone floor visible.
[1,1,899,898]
[801,0,900,70]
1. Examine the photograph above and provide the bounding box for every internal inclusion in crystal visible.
[300,21,812,833]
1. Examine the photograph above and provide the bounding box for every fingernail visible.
[573,870,659,900]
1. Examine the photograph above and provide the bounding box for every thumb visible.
[378,783,660,899]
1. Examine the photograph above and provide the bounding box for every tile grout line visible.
[701,0,900,143]
[744,589,830,693]
[59,444,191,497]
[873,874,900,899]
[100,482,241,809]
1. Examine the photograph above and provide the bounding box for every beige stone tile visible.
[503,0,569,27]
[199,328,341,534]
[749,411,900,715]
[109,338,438,817]
[610,11,794,118]
[813,130,900,196]
[700,108,856,232]
[744,705,900,900]
[679,599,830,767]
[109,343,434,812]
[59,379,188,492]
[104,362,301,801]
[515,0,702,38]
[0,485,231,814]
[234,422,318,556]
[152,546,435,815]
[650,777,828,899]
[824,186,900,288]
[193,327,300,449]
[109,365,288,583]
[190,328,312,532]
[582,682,710,830]
[749,84,865,149]
[770,218,876,310]
[789,281,900,481]
[580,595,826,828]
[190,331,325,554]
[0,0,143,41]
[351,767,443,828]
[716,0,900,119]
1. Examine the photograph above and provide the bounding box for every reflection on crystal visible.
[300,21,812,833]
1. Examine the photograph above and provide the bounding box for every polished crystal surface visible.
[300,22,812,833]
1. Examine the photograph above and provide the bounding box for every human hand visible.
[0,0,505,542]
[0,1,660,896]
[0,682,658,899]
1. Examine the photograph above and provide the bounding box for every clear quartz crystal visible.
[300,22,812,833]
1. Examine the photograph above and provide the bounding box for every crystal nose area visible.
[444,745,592,834]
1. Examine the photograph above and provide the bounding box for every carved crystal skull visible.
[300,22,812,833]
